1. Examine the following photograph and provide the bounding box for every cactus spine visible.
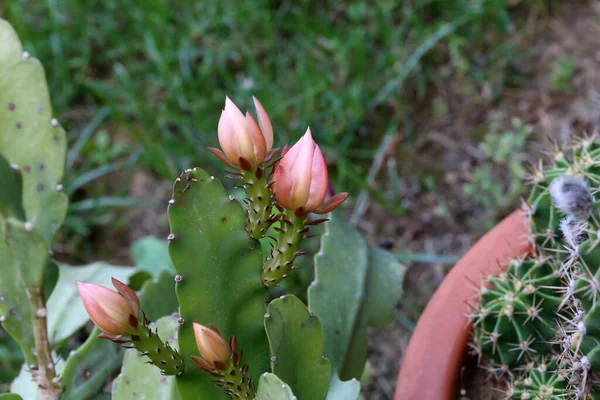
[471,134,600,398]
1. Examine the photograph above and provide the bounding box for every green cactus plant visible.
[264,295,331,399]
[0,218,48,365]
[0,19,68,247]
[308,212,405,381]
[471,134,600,398]
[470,257,563,370]
[256,373,296,400]
[60,330,125,400]
[167,168,269,399]
[507,358,570,399]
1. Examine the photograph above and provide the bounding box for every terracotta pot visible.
[395,211,531,400]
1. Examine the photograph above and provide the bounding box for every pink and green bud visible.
[192,323,231,369]
[76,279,139,337]
[273,128,348,214]
[210,96,273,170]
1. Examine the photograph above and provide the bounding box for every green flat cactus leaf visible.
[256,373,296,400]
[42,259,59,301]
[0,394,23,400]
[340,246,405,380]
[308,212,369,374]
[0,19,68,246]
[112,314,182,400]
[46,263,134,343]
[0,153,25,220]
[132,236,175,275]
[325,375,360,400]
[167,168,269,400]
[127,270,153,291]
[0,218,48,365]
[139,270,178,321]
[265,295,331,400]
[308,212,404,381]
[60,329,124,400]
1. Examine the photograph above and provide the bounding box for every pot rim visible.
[394,210,531,400]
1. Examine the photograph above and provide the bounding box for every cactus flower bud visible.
[192,323,231,368]
[76,280,139,337]
[273,128,348,214]
[211,96,273,170]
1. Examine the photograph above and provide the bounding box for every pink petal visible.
[289,129,315,208]
[245,112,267,164]
[112,277,140,316]
[253,96,273,150]
[305,143,329,211]
[218,111,241,167]
[225,97,254,164]
[273,163,293,209]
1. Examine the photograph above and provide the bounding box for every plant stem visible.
[29,286,62,400]
[262,209,306,287]
[130,320,185,376]
[243,168,274,239]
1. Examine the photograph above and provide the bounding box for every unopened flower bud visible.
[274,128,348,214]
[192,323,231,368]
[211,96,273,170]
[76,279,139,337]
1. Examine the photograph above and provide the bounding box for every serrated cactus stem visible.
[29,286,63,399]
[217,360,256,400]
[242,168,273,239]
[262,209,305,287]
[129,319,185,376]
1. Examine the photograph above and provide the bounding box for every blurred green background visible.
[0,1,543,239]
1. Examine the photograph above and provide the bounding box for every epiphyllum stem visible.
[30,286,63,400]
[243,168,274,239]
[101,314,185,376]
[262,208,308,287]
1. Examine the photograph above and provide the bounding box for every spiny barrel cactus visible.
[472,133,600,399]
[507,357,571,400]
[471,257,563,371]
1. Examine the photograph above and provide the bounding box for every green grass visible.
[0,0,546,244]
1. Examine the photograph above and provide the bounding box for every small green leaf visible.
[308,212,368,374]
[256,373,296,400]
[139,270,179,321]
[0,394,23,400]
[60,329,124,400]
[265,295,331,400]
[132,236,175,275]
[325,375,360,400]
[42,259,59,301]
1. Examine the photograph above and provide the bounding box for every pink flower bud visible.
[77,280,139,337]
[213,96,273,170]
[273,128,348,214]
[192,323,231,368]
